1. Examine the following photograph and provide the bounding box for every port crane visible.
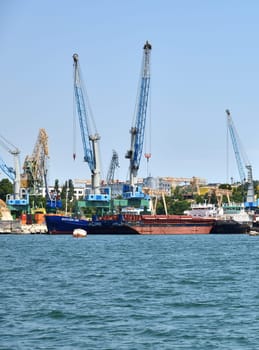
[226,109,255,205]
[73,53,109,202]
[0,134,29,206]
[106,150,119,185]
[0,156,15,183]
[22,128,49,195]
[124,40,152,199]
[22,129,62,211]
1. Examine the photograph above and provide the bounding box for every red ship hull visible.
[127,215,214,234]
[131,224,212,235]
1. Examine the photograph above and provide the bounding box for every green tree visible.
[231,185,245,203]
[169,200,190,215]
[61,181,67,200]
[219,183,232,190]
[0,178,13,201]
[61,179,74,212]
[68,179,74,201]
[204,191,218,204]
[156,196,190,215]
[171,186,184,200]
[193,194,205,204]
[254,181,259,200]
[54,179,60,195]
[156,200,166,214]
[30,195,46,210]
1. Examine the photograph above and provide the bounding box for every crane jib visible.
[133,76,150,167]
[74,85,95,172]
[124,40,152,192]
[73,53,103,196]
[225,109,254,205]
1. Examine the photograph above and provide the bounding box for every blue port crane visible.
[73,53,109,202]
[0,134,29,206]
[0,156,15,182]
[0,134,21,199]
[124,41,152,198]
[226,109,255,204]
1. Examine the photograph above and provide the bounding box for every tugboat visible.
[184,202,251,234]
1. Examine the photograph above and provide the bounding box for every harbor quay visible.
[0,220,47,234]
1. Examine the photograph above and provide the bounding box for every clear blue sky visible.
[1,0,259,186]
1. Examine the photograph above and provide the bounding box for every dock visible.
[0,220,48,234]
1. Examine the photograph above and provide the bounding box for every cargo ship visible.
[44,213,215,235]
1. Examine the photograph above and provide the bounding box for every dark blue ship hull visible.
[45,214,138,235]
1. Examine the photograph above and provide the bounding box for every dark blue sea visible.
[1,234,259,349]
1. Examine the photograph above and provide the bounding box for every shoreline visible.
[0,220,48,234]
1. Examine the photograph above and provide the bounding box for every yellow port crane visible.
[21,128,49,195]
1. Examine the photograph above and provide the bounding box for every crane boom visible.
[22,128,61,210]
[0,134,21,199]
[226,110,247,183]
[73,53,103,197]
[106,150,119,185]
[226,109,255,204]
[0,134,29,207]
[0,157,15,181]
[22,128,49,194]
[125,41,152,187]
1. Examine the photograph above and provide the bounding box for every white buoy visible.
[73,228,87,238]
[249,230,259,236]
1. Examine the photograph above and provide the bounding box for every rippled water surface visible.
[1,234,259,349]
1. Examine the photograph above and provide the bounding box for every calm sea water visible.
[1,234,259,350]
